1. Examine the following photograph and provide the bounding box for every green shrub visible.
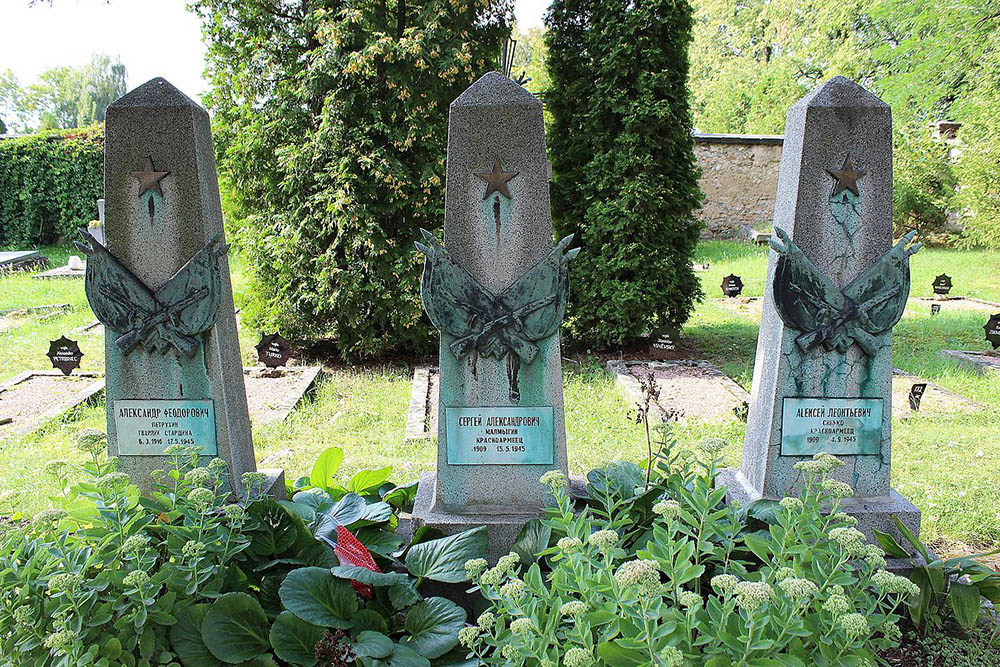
[0,440,486,665]
[0,125,103,249]
[546,0,704,349]
[191,0,511,359]
[892,122,957,245]
[462,448,918,665]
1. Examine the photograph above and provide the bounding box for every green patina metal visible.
[416,229,578,402]
[76,230,227,358]
[769,228,920,356]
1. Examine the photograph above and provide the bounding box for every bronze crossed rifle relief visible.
[769,156,920,356]
[416,156,578,402]
[77,156,228,358]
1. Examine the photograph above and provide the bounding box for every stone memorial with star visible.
[719,77,923,550]
[77,77,281,496]
[410,72,577,560]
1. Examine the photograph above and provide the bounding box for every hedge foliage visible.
[192,0,511,359]
[546,0,704,348]
[0,125,103,249]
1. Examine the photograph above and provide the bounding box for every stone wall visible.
[693,133,783,239]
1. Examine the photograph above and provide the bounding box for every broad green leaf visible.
[404,526,487,583]
[279,566,357,627]
[586,461,645,499]
[872,528,910,559]
[385,643,431,667]
[351,609,390,634]
[892,516,930,562]
[269,611,324,666]
[201,594,270,663]
[597,641,648,666]
[356,526,406,556]
[349,467,393,493]
[310,447,344,490]
[170,605,223,667]
[294,492,366,538]
[331,565,410,587]
[389,580,422,610]
[247,499,299,556]
[353,631,394,659]
[403,597,466,659]
[949,581,981,630]
[511,519,552,564]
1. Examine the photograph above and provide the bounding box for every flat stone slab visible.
[941,350,1000,376]
[0,367,321,440]
[404,365,438,441]
[70,320,104,335]
[0,371,105,438]
[0,250,47,271]
[33,264,86,279]
[608,360,984,423]
[608,359,750,422]
[243,366,322,426]
[0,303,73,333]
[712,296,763,318]
[910,296,1000,314]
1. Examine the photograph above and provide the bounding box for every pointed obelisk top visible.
[108,77,203,112]
[794,75,888,110]
[452,72,540,109]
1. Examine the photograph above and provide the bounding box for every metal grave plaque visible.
[114,399,217,456]
[446,407,553,465]
[780,397,882,456]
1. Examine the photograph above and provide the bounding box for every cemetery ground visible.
[2,241,1000,566]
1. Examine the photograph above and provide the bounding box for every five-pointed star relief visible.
[826,156,867,196]
[474,158,518,200]
[130,156,171,198]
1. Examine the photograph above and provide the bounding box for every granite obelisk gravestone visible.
[79,78,280,496]
[720,77,921,545]
[411,72,576,559]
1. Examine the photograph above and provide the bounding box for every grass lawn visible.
[1,241,998,552]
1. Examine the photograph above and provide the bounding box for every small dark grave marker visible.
[721,274,744,297]
[985,314,1000,350]
[908,383,927,411]
[932,274,952,295]
[652,328,677,351]
[734,401,749,422]
[255,332,292,368]
[46,336,83,376]
[703,262,710,270]
[931,303,941,316]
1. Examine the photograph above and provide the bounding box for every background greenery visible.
[687,0,1000,248]
[0,54,126,134]
[190,0,512,360]
[0,125,103,248]
[546,0,704,348]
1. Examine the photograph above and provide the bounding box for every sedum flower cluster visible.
[468,450,914,666]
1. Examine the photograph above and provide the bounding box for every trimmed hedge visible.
[0,125,104,249]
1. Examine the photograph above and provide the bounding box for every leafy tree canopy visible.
[0,54,126,133]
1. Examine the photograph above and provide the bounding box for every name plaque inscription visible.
[780,397,882,456]
[114,399,217,456]
[446,407,553,465]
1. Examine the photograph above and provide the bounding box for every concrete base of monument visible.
[719,467,924,573]
[409,472,542,563]
[257,468,287,501]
